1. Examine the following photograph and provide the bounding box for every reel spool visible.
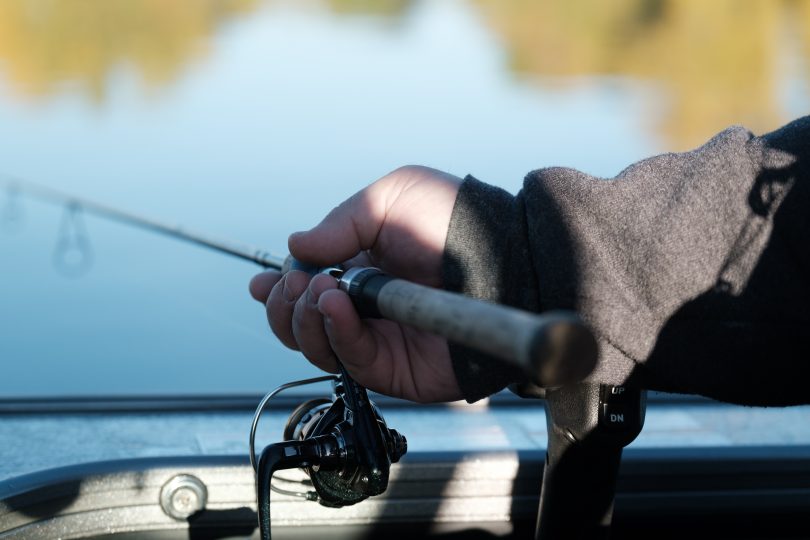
[250,366,407,538]
[282,386,407,507]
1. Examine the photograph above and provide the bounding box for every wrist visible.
[442,175,539,402]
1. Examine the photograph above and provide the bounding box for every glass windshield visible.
[1,0,808,397]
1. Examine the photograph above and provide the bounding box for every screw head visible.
[160,474,208,520]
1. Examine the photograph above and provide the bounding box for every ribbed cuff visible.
[442,175,539,402]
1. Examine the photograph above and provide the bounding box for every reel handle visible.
[257,436,342,540]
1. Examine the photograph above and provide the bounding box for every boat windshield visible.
[1,0,809,399]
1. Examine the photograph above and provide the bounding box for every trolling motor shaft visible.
[536,384,646,539]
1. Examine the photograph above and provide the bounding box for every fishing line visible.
[0,174,287,271]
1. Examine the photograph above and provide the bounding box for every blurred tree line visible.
[0,0,807,148]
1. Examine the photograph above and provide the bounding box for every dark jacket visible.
[443,117,810,406]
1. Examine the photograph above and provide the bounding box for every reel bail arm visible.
[252,366,407,540]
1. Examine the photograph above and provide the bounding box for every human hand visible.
[249,166,464,403]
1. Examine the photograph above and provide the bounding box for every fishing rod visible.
[2,174,603,540]
[1,175,287,270]
[2,174,598,388]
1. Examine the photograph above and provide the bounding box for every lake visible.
[1,0,808,397]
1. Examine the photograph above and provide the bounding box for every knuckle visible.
[301,347,332,365]
[266,308,298,352]
[391,164,427,177]
[269,323,299,351]
[291,307,327,353]
[292,296,316,331]
[304,354,339,374]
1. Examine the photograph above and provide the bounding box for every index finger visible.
[249,270,282,303]
[288,182,390,267]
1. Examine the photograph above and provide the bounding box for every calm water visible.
[1,0,808,397]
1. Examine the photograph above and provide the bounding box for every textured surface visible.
[444,117,810,404]
[2,400,810,483]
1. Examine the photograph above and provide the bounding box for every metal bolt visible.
[160,474,208,520]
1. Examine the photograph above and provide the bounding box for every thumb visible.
[288,181,392,266]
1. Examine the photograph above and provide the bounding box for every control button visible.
[600,384,635,404]
[600,403,633,430]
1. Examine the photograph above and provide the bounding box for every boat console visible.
[2,392,809,539]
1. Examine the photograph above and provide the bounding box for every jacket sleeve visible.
[443,116,810,406]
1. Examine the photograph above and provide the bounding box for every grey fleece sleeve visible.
[443,116,810,406]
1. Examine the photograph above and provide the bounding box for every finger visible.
[266,270,310,350]
[318,289,382,385]
[288,180,393,266]
[292,274,340,373]
[343,251,374,269]
[249,270,282,303]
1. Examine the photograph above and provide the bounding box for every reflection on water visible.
[474,0,810,148]
[326,0,412,17]
[0,0,808,398]
[0,0,258,101]
[0,0,807,146]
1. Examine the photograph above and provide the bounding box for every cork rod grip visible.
[365,276,599,387]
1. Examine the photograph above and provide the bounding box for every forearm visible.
[444,117,810,405]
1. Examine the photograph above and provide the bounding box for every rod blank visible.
[1,175,286,270]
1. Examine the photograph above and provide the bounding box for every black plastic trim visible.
[0,391,708,414]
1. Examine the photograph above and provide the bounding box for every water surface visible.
[1,0,808,397]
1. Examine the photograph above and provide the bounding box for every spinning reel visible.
[4,178,627,539]
[250,364,407,539]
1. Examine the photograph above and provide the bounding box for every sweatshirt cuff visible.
[442,175,539,402]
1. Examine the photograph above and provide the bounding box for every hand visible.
[249,166,464,403]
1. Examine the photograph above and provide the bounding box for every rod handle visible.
[339,267,598,388]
